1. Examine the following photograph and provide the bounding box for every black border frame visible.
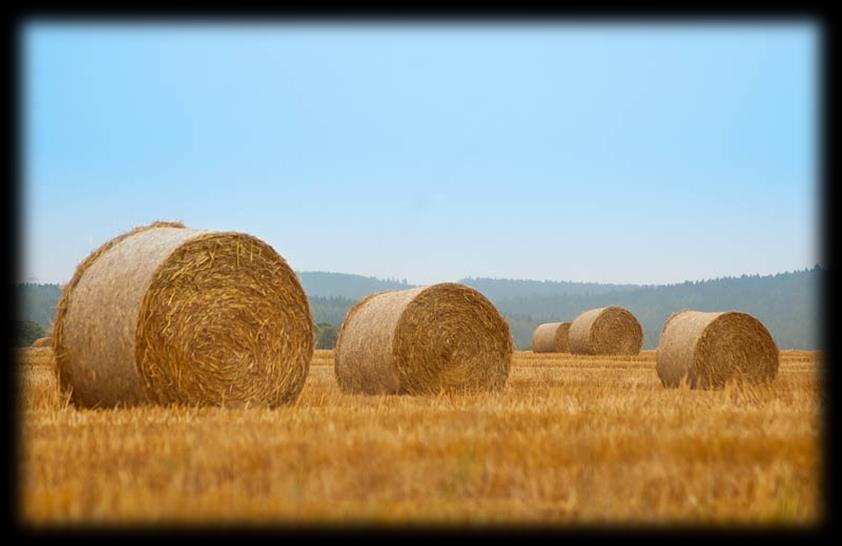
[4,6,834,540]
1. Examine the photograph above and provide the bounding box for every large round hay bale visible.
[53,221,314,408]
[568,306,643,355]
[31,336,52,348]
[335,283,513,394]
[531,322,571,353]
[656,310,779,389]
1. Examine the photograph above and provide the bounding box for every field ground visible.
[19,347,822,525]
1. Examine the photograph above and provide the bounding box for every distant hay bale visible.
[335,283,513,394]
[656,310,779,389]
[31,336,52,348]
[568,306,643,355]
[531,322,571,353]
[53,221,314,408]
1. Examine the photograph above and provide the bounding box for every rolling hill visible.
[17,267,822,350]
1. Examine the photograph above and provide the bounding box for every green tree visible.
[315,322,340,349]
[15,320,45,347]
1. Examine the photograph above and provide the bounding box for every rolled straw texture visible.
[53,221,313,407]
[568,306,643,355]
[334,283,513,395]
[531,322,571,353]
[656,310,779,389]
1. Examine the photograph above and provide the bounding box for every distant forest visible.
[17,267,822,350]
[463,268,823,350]
[297,271,412,300]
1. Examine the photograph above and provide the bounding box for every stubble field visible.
[19,347,822,526]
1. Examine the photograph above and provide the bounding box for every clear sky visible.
[22,22,819,285]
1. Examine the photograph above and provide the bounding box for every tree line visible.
[16,266,822,349]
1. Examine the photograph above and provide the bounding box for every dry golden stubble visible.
[335,283,513,395]
[656,310,779,389]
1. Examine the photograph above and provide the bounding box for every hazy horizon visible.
[22,23,819,285]
[18,264,820,288]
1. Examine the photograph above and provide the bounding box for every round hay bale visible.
[53,221,314,408]
[31,336,52,348]
[568,306,643,355]
[334,283,513,395]
[656,310,779,389]
[531,322,571,353]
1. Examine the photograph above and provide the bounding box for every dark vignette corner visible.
[818,11,835,538]
[6,8,23,541]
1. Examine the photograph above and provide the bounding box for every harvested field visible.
[18,347,821,525]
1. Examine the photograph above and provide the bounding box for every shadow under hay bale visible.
[568,306,643,356]
[53,221,314,408]
[334,283,513,395]
[531,322,571,353]
[656,310,779,389]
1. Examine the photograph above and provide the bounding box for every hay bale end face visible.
[53,221,314,408]
[335,283,513,395]
[531,322,571,353]
[568,306,643,355]
[656,310,779,389]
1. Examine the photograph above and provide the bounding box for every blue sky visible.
[22,22,818,285]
